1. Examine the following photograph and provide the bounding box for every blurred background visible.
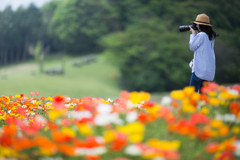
[0,0,239,98]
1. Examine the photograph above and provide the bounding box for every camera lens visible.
[179,25,190,32]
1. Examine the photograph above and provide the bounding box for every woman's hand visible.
[189,26,196,34]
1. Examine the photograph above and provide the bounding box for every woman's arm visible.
[189,27,203,51]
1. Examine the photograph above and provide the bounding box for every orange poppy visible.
[2,124,17,137]
[48,122,58,130]
[12,138,36,151]
[218,125,229,137]
[73,139,87,148]
[51,131,72,143]
[57,144,75,156]
[171,100,179,108]
[35,136,56,153]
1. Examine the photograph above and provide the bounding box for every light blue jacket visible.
[189,32,215,81]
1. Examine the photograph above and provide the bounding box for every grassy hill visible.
[0,54,122,99]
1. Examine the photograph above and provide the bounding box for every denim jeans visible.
[189,72,203,93]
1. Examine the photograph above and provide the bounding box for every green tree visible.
[101,0,240,91]
[0,0,239,90]
[15,4,43,61]
[0,4,43,65]
[41,0,62,53]
[50,0,119,54]
[0,6,14,65]
[101,18,190,91]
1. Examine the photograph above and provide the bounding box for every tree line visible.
[0,0,239,91]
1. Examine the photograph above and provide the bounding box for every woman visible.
[189,13,217,93]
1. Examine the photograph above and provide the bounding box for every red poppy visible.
[166,115,177,123]
[141,101,155,109]
[230,101,239,115]
[61,119,71,126]
[53,95,65,103]
[112,158,132,160]
[138,113,148,123]
[165,151,180,160]
[206,142,219,153]
[201,86,211,94]
[0,133,12,147]
[52,95,65,109]
[158,107,172,119]
[198,128,211,140]
[232,84,240,93]
[40,96,45,101]
[85,155,101,160]
[202,82,219,94]
[190,113,210,125]
[111,132,128,151]
[20,124,41,136]
[120,90,130,100]
[217,151,234,160]
[86,136,103,148]
[176,120,190,135]
[17,107,26,117]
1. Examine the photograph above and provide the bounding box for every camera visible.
[179,23,197,32]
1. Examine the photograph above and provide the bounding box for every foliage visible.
[100,0,240,91]
[0,82,240,160]
[0,0,239,91]
[101,18,190,91]
[50,0,120,54]
[214,39,240,84]
[28,41,42,62]
[0,4,53,65]
[28,41,46,73]
[40,0,63,52]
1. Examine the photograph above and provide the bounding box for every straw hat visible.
[194,13,212,26]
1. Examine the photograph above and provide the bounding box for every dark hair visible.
[199,25,218,40]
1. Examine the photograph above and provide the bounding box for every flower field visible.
[0,82,240,160]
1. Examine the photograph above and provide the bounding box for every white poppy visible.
[125,144,142,156]
[126,111,138,122]
[97,103,112,114]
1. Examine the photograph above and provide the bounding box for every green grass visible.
[0,54,122,99]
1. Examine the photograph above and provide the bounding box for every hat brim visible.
[193,21,213,26]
